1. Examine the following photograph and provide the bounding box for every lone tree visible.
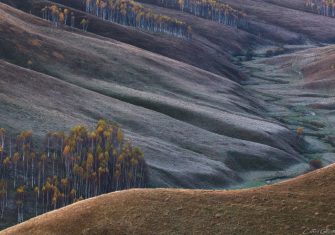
[64,8,70,25]
[80,18,89,31]
[70,12,75,28]
[16,186,25,223]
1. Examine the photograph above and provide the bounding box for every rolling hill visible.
[2,163,335,235]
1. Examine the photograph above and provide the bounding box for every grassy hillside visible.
[2,0,256,81]
[2,163,335,235]
[3,0,335,82]
[243,44,335,170]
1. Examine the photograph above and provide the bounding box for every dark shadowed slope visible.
[3,163,335,235]
[0,3,307,190]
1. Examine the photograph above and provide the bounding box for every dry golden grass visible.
[2,164,335,235]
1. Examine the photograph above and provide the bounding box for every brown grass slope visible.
[261,44,335,90]
[2,164,335,235]
[0,3,308,190]
[299,46,335,89]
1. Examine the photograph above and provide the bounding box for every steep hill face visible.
[3,163,335,235]
[0,3,306,191]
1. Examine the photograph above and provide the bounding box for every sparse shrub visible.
[27,60,33,68]
[296,127,304,137]
[309,159,322,170]
[265,50,273,57]
[266,48,285,57]
[273,47,285,56]
[80,18,89,32]
[295,127,305,145]
[245,49,254,61]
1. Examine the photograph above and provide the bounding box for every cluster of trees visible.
[155,0,248,28]
[41,5,76,28]
[0,120,147,223]
[304,0,335,17]
[82,0,192,38]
